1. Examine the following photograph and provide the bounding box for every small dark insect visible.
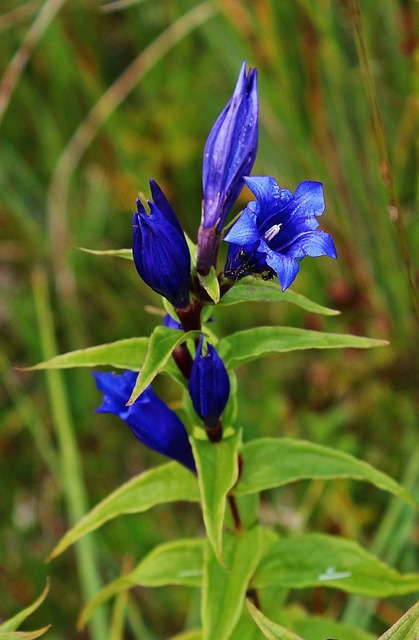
[227,248,276,282]
[227,248,257,280]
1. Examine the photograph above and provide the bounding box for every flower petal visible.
[291,180,325,218]
[266,216,320,252]
[283,230,337,260]
[244,175,284,210]
[263,244,300,291]
[223,206,260,245]
[92,370,138,414]
[149,178,183,235]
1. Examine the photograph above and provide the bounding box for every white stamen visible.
[264,223,282,242]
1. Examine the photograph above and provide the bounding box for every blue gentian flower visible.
[223,176,337,290]
[201,61,258,231]
[92,370,196,472]
[188,335,230,429]
[132,179,191,309]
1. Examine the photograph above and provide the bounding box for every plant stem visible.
[228,495,243,534]
[171,343,194,379]
[205,419,223,443]
[196,225,222,275]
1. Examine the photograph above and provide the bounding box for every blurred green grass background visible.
[0,0,418,638]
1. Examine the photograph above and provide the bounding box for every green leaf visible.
[184,232,198,270]
[246,600,304,640]
[169,631,202,640]
[230,612,267,640]
[236,438,417,506]
[0,629,51,640]
[47,462,199,560]
[202,528,263,640]
[221,369,238,426]
[78,247,132,260]
[162,297,180,322]
[198,267,220,303]
[127,538,204,587]
[79,538,204,629]
[378,600,419,639]
[191,430,241,562]
[0,581,49,632]
[220,278,339,316]
[252,533,419,596]
[127,326,201,404]
[218,326,388,369]
[293,615,375,640]
[26,337,149,371]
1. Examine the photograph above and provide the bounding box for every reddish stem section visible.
[171,344,194,379]
[205,419,223,443]
[196,225,222,275]
[228,494,243,534]
[175,300,203,333]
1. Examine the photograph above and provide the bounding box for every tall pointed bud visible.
[197,61,258,275]
[132,179,191,308]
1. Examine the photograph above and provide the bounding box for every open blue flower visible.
[201,61,258,231]
[188,335,230,429]
[132,179,191,308]
[223,176,337,290]
[92,370,195,472]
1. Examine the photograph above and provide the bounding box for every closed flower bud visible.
[197,62,258,275]
[188,335,230,429]
[132,179,191,309]
[92,370,195,472]
[202,61,258,231]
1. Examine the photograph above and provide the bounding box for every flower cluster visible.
[93,61,336,469]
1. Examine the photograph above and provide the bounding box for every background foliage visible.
[0,0,417,638]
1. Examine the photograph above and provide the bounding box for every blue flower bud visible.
[92,370,195,472]
[224,176,337,290]
[188,335,230,429]
[132,179,191,308]
[202,61,258,231]
[162,313,183,331]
